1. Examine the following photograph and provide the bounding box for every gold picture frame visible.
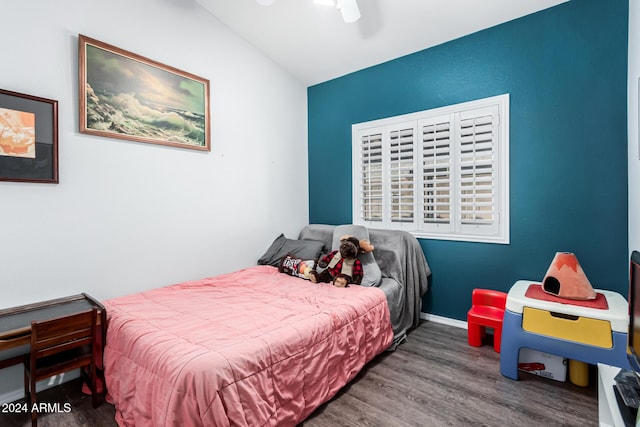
[79,35,210,151]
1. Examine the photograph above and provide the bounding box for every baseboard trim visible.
[420,312,467,329]
[0,389,24,407]
[0,370,79,405]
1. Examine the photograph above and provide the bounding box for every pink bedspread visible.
[103,265,393,426]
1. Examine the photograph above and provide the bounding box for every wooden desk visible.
[0,293,106,370]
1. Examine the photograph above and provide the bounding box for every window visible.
[352,94,509,244]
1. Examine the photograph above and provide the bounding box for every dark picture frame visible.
[0,89,58,183]
[78,35,211,151]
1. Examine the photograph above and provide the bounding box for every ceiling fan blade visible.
[337,0,360,23]
[257,0,359,23]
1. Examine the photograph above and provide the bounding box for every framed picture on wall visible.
[0,89,58,183]
[78,34,211,152]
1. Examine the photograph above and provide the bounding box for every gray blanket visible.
[298,224,431,347]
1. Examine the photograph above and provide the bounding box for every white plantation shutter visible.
[457,105,500,236]
[356,127,384,224]
[353,94,509,244]
[419,115,454,233]
[388,123,417,227]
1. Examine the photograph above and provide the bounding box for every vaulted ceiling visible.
[196,0,569,86]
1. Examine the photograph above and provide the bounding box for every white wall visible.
[0,0,308,401]
[630,0,640,253]
[0,0,308,307]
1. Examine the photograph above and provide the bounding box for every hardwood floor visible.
[302,321,598,427]
[1,321,598,426]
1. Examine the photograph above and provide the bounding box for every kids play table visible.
[500,280,629,380]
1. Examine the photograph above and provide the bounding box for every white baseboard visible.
[0,370,79,405]
[420,312,468,329]
[0,389,24,407]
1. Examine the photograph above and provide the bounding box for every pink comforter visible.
[103,266,393,426]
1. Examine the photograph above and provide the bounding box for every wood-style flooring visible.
[1,321,598,426]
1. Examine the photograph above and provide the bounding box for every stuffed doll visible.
[309,235,373,287]
[278,254,316,280]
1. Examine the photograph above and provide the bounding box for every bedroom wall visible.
[308,0,629,320]
[0,0,307,401]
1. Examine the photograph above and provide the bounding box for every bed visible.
[102,224,430,426]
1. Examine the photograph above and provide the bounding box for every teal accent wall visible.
[307,0,629,320]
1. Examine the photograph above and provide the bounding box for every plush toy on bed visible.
[308,235,373,287]
[278,255,316,280]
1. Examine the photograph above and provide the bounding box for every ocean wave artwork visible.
[85,85,205,147]
[81,37,209,150]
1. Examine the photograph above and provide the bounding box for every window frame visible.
[352,94,510,244]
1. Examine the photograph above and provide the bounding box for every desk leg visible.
[500,310,522,380]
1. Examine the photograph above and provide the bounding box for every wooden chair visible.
[23,308,100,426]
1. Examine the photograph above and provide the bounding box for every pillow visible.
[258,234,326,267]
[332,225,382,287]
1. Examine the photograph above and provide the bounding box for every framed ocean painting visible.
[78,35,210,151]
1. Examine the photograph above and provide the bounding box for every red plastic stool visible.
[467,289,507,353]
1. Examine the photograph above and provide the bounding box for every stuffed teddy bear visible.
[308,235,373,287]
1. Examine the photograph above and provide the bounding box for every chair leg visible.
[30,375,37,427]
[467,322,484,347]
[91,362,98,408]
[81,363,100,408]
